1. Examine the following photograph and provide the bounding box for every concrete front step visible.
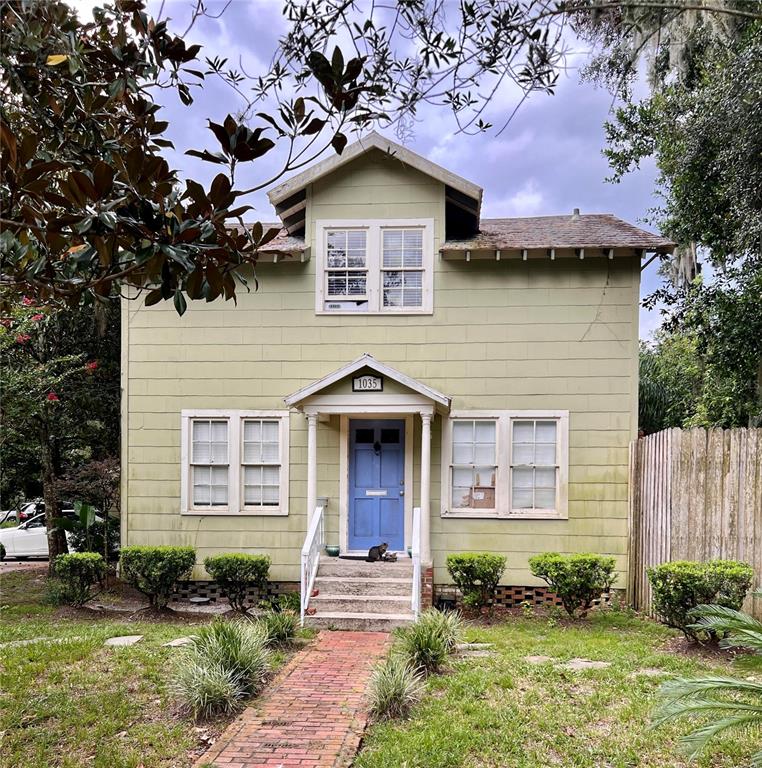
[311,594,412,614]
[314,576,412,596]
[306,611,414,632]
[318,559,413,578]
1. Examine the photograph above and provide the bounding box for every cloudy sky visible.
[77,0,667,337]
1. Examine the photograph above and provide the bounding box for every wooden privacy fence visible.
[628,428,762,617]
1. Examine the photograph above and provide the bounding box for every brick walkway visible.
[196,631,390,768]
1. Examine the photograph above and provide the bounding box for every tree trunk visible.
[40,420,68,574]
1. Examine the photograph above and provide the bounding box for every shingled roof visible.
[443,213,675,253]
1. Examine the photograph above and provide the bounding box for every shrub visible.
[529,552,617,617]
[399,608,462,674]
[53,552,106,606]
[189,618,270,694]
[272,591,301,613]
[257,609,298,647]
[368,654,424,721]
[647,560,754,639]
[172,659,245,719]
[203,553,271,613]
[120,545,195,608]
[446,553,506,608]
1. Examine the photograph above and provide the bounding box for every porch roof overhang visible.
[284,353,451,413]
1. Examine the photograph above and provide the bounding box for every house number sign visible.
[352,375,383,392]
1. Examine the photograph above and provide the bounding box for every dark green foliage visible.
[68,519,120,561]
[0,542,5,560]
[445,552,506,608]
[203,553,271,613]
[271,591,302,613]
[120,545,195,608]
[647,560,754,639]
[529,552,617,617]
[53,551,105,606]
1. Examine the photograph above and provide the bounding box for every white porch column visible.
[420,412,432,564]
[306,413,318,523]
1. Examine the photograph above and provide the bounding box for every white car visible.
[0,514,71,559]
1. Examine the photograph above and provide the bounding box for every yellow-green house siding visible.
[122,148,640,586]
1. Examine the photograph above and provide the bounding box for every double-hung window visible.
[182,411,289,515]
[191,419,229,508]
[317,219,433,314]
[442,411,568,519]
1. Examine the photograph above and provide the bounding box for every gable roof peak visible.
[267,131,482,210]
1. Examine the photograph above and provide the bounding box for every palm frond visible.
[690,603,762,652]
[658,676,762,704]
[678,714,762,761]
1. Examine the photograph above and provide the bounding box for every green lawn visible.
[0,568,290,768]
[357,610,755,768]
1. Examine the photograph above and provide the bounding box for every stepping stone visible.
[524,655,554,664]
[163,636,193,647]
[629,667,668,678]
[104,635,143,647]
[459,649,495,658]
[189,596,210,604]
[0,636,82,648]
[456,642,493,651]
[557,658,611,671]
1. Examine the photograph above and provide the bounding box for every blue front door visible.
[348,420,405,552]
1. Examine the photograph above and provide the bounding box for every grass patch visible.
[356,611,756,768]
[0,568,293,767]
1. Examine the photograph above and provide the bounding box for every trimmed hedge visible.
[204,553,271,613]
[529,552,617,617]
[446,552,506,608]
[647,559,754,639]
[120,545,196,608]
[54,552,106,606]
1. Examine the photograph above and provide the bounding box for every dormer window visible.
[316,219,434,314]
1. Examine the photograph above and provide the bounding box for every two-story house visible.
[120,132,673,628]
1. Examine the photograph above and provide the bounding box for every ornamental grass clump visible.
[399,608,463,675]
[53,552,106,606]
[203,553,271,613]
[257,609,298,647]
[172,617,271,718]
[647,559,753,639]
[529,552,617,617]
[120,545,196,609]
[367,654,424,721]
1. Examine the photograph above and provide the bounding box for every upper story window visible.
[316,219,433,314]
[181,411,290,516]
[442,410,568,519]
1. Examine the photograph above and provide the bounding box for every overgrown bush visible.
[203,553,271,613]
[172,618,271,718]
[446,552,506,608]
[53,552,106,606]
[368,654,424,721]
[399,608,463,674]
[529,552,617,617]
[647,560,754,639]
[120,545,195,608]
[270,591,301,613]
[257,609,298,647]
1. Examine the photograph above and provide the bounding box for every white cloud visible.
[487,180,544,218]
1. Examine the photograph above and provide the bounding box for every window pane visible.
[452,467,473,487]
[535,443,556,465]
[535,488,556,508]
[402,271,423,307]
[512,467,534,488]
[473,466,495,488]
[192,419,227,464]
[536,421,557,443]
[380,428,400,444]
[512,421,534,444]
[453,443,473,463]
[452,421,473,444]
[355,428,374,444]
[512,487,533,508]
[535,467,556,489]
[513,443,534,464]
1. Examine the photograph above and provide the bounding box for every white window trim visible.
[315,218,434,315]
[181,410,290,516]
[441,410,569,520]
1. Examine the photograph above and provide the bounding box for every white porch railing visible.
[411,506,422,618]
[300,505,325,626]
